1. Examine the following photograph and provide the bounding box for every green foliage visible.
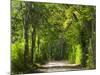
[11,1,96,74]
[86,38,96,69]
[11,41,25,73]
[75,44,82,64]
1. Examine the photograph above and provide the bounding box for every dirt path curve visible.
[38,60,82,72]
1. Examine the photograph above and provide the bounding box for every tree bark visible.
[24,11,29,65]
[31,27,36,64]
[24,2,30,65]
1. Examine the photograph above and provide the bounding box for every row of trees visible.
[11,0,96,74]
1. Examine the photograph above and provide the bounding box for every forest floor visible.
[37,60,83,73]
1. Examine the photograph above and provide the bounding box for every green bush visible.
[11,41,25,74]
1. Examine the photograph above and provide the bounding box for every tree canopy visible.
[11,0,96,74]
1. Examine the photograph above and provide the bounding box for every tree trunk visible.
[24,2,30,65]
[80,27,86,67]
[80,23,88,67]
[24,10,29,65]
[31,27,36,64]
